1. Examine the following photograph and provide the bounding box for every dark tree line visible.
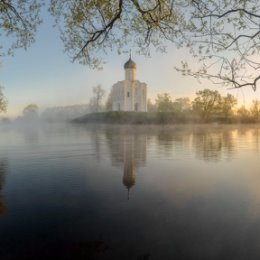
[149,88,260,123]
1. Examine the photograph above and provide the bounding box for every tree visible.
[237,106,251,123]
[250,100,260,122]
[192,89,222,121]
[0,1,254,89]
[174,0,260,91]
[105,91,112,111]
[89,85,105,112]
[2,1,259,90]
[0,0,42,56]
[155,93,174,112]
[49,0,260,90]
[0,87,7,113]
[147,98,157,112]
[49,0,177,67]
[172,97,191,113]
[1,0,176,64]
[23,104,39,118]
[221,94,237,120]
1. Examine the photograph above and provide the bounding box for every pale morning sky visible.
[1,11,260,118]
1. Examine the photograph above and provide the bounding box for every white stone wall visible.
[111,80,147,112]
[111,81,124,111]
[125,68,136,81]
[132,81,147,112]
[111,62,147,112]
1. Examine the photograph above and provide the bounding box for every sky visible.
[2,10,260,118]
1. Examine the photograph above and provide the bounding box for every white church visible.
[111,56,147,112]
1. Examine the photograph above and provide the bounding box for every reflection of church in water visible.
[106,129,147,199]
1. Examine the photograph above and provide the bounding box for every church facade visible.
[111,57,147,112]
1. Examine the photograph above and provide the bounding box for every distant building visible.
[111,56,147,112]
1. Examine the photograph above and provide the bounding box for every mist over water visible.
[0,123,260,259]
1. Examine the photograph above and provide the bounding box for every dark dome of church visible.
[124,58,136,69]
[123,176,135,189]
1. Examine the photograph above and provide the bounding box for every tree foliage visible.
[49,0,177,67]
[2,0,260,90]
[250,100,260,122]
[172,97,191,113]
[155,93,174,112]
[0,0,42,56]
[23,103,39,117]
[237,105,251,123]
[89,85,106,112]
[49,0,260,89]
[0,87,7,113]
[192,89,222,120]
[48,0,260,90]
[147,98,157,112]
[221,94,237,119]
[173,0,260,91]
[105,91,112,112]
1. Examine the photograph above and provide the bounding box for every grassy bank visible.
[72,111,241,124]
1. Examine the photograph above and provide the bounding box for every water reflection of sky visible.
[0,124,260,259]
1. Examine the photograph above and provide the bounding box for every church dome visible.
[124,57,136,69]
[123,175,136,190]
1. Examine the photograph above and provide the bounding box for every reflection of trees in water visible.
[156,127,192,155]
[192,128,235,162]
[234,127,260,152]
[105,127,147,199]
[90,125,260,167]
[0,158,7,216]
[91,125,260,188]
[248,128,260,152]
[252,128,260,152]
[236,127,252,137]
[154,126,236,161]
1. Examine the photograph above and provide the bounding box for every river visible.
[0,124,260,259]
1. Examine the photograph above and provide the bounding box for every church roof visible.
[124,57,136,69]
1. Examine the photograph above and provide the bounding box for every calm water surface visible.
[0,124,260,259]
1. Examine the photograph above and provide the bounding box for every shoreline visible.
[72,111,260,125]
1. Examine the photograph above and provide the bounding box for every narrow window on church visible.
[127,92,130,97]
